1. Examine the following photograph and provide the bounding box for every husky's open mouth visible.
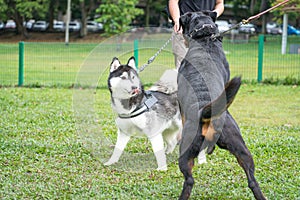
[130,88,140,96]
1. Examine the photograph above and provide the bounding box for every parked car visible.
[87,21,100,32]
[266,22,282,35]
[24,19,35,30]
[68,21,81,32]
[5,20,16,29]
[239,23,256,34]
[0,21,4,30]
[53,20,65,32]
[32,20,49,31]
[287,25,300,35]
[215,20,230,33]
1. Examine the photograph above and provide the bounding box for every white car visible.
[0,21,4,30]
[87,21,103,32]
[266,22,282,35]
[32,21,49,31]
[5,20,16,29]
[215,20,230,33]
[68,21,81,32]
[239,23,257,34]
[24,19,35,30]
[53,21,65,32]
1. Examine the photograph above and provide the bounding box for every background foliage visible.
[97,0,144,36]
[0,0,299,37]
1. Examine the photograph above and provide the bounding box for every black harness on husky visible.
[118,91,158,119]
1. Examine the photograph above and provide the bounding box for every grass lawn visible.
[0,83,299,199]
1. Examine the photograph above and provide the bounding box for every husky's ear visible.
[127,56,137,70]
[110,57,121,72]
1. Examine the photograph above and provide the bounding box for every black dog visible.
[177,11,266,200]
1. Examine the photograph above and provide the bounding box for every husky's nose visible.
[131,86,140,95]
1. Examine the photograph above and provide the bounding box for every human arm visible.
[213,0,224,18]
[168,0,181,33]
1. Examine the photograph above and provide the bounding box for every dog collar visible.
[118,91,158,119]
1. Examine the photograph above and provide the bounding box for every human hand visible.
[174,21,182,34]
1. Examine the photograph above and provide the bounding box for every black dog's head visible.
[179,11,218,39]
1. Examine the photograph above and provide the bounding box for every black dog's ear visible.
[179,12,193,33]
[110,57,121,72]
[202,10,217,22]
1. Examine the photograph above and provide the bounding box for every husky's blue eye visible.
[121,76,126,80]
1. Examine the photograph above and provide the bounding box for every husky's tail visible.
[149,69,178,94]
[200,77,241,142]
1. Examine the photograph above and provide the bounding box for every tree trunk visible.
[145,0,152,27]
[80,1,87,37]
[260,0,269,34]
[14,6,29,38]
[48,0,56,32]
[250,0,256,14]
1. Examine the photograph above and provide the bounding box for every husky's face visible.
[108,57,142,99]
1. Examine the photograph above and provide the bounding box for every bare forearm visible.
[169,0,181,32]
[169,0,180,23]
[213,0,224,17]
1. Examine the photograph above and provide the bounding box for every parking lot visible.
[1,19,300,36]
[0,19,104,33]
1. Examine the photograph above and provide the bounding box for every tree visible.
[97,0,144,36]
[60,0,101,38]
[2,0,49,37]
[230,0,252,21]
[78,0,100,37]
[48,0,60,32]
[0,0,8,20]
[260,0,270,34]
[146,0,168,27]
[271,0,300,26]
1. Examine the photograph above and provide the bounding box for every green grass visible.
[0,84,299,199]
[0,34,299,87]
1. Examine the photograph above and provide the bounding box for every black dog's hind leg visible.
[178,77,243,200]
[178,121,204,200]
[217,113,266,200]
[178,153,195,200]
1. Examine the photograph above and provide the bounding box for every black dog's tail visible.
[202,76,241,121]
[200,77,241,141]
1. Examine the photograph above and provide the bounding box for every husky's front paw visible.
[165,147,172,154]
[104,160,116,166]
[157,165,168,171]
[197,150,207,165]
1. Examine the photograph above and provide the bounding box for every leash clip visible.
[144,94,158,110]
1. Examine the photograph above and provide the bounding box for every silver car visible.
[32,21,49,31]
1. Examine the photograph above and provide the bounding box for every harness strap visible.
[118,92,158,119]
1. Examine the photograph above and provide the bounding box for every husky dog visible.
[105,56,182,170]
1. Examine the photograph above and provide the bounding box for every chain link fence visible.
[0,33,299,87]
